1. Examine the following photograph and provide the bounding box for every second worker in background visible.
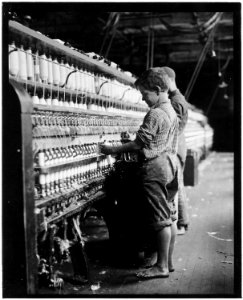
[161,66,190,234]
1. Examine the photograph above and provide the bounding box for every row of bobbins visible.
[30,91,146,117]
[8,41,144,106]
[31,112,140,137]
[36,156,114,199]
[36,140,121,167]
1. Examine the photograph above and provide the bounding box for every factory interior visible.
[2,2,241,298]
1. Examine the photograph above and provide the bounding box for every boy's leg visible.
[168,221,177,271]
[156,226,171,272]
[136,226,170,278]
[142,220,176,271]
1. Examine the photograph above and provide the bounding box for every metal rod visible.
[150,30,154,68]
[185,21,220,101]
[206,85,219,116]
[146,29,151,69]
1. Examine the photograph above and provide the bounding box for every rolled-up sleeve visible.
[170,91,188,132]
[136,110,159,145]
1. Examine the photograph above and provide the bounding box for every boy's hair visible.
[135,67,171,92]
[160,66,176,80]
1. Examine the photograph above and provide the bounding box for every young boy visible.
[100,68,179,279]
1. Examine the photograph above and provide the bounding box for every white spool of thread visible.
[59,97,64,107]
[69,64,76,91]
[34,51,40,82]
[79,69,85,92]
[83,101,88,110]
[47,55,53,85]
[54,172,59,184]
[52,57,60,86]
[87,102,96,111]
[65,62,71,89]
[32,95,40,105]
[90,72,96,94]
[49,173,55,194]
[78,69,82,92]
[69,96,75,108]
[26,48,34,80]
[78,99,82,109]
[46,94,52,106]
[52,95,59,106]
[59,59,66,87]
[45,150,51,166]
[38,150,45,167]
[18,45,27,80]
[75,67,81,91]
[45,174,50,184]
[88,71,93,93]
[85,70,90,92]
[39,174,46,185]
[39,53,48,83]
[63,98,69,107]
[39,94,47,105]
[9,42,19,76]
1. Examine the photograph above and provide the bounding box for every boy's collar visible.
[152,97,170,109]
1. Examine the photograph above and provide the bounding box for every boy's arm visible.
[99,139,143,155]
[169,89,188,132]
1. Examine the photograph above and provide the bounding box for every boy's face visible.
[138,86,159,107]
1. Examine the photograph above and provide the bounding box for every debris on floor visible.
[91,282,101,291]
[216,250,234,256]
[207,232,233,242]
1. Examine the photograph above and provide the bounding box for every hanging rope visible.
[146,28,151,69]
[146,13,155,69]
[184,33,213,100]
[100,13,117,54]
[104,18,120,59]
[206,85,219,116]
[204,13,223,33]
[150,29,155,68]
[100,13,120,58]
[206,23,231,117]
[200,12,222,31]
[220,55,231,72]
[184,14,222,101]
[206,54,231,116]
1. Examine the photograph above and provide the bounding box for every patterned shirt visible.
[135,98,179,159]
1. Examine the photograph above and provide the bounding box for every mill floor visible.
[39,152,238,297]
